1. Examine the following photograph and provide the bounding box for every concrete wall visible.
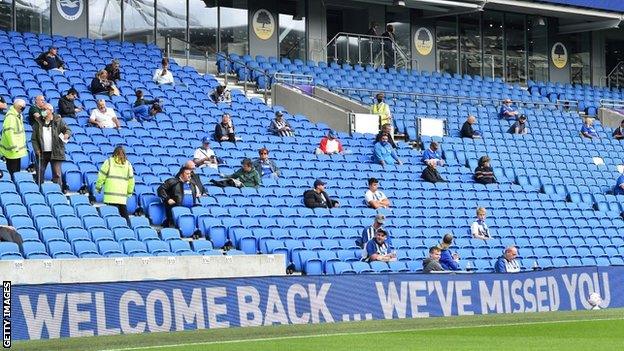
[592,31,607,86]
[273,84,352,132]
[313,87,369,114]
[598,107,624,128]
[307,0,327,62]
[1,254,286,285]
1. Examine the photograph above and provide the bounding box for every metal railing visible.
[164,35,212,73]
[606,61,624,89]
[317,32,418,71]
[600,99,624,110]
[273,72,314,86]
[329,86,580,112]
[217,54,273,103]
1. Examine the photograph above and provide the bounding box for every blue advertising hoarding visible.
[7,266,623,341]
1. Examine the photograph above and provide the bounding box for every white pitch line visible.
[101,316,624,351]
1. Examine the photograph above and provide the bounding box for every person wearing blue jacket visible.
[494,246,521,273]
[437,233,460,271]
[421,141,444,166]
[373,133,402,166]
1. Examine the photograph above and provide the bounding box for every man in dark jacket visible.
[421,159,446,183]
[460,115,481,139]
[31,104,71,188]
[157,167,203,227]
[423,246,444,273]
[183,160,207,196]
[303,179,339,209]
[214,113,236,143]
[58,88,82,118]
[105,59,121,82]
[437,233,461,271]
[375,123,397,148]
[35,46,65,71]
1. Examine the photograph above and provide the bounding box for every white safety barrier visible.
[0,254,286,285]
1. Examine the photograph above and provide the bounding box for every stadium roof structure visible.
[353,0,623,35]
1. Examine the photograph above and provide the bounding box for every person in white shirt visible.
[471,207,491,240]
[89,99,121,129]
[193,137,219,169]
[365,177,390,209]
[153,58,175,85]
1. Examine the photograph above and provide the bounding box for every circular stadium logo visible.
[551,42,568,69]
[252,9,275,41]
[57,0,84,21]
[414,28,433,56]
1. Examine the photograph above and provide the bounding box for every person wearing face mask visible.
[371,93,393,136]
[28,95,47,125]
[373,133,402,166]
[31,104,71,188]
[1,99,27,175]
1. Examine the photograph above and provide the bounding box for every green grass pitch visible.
[13,308,624,351]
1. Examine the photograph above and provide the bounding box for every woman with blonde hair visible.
[95,146,135,221]
[90,69,120,96]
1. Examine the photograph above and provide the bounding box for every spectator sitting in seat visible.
[104,59,121,82]
[158,166,203,227]
[460,115,481,139]
[315,130,344,155]
[28,95,47,125]
[421,159,446,183]
[253,148,280,179]
[581,117,599,139]
[365,177,391,209]
[494,246,521,273]
[193,137,219,169]
[89,99,121,129]
[35,46,65,71]
[0,96,7,113]
[364,229,396,262]
[474,155,496,184]
[270,111,294,137]
[471,207,491,240]
[375,123,397,148]
[214,113,236,143]
[421,141,444,166]
[58,88,82,118]
[437,233,460,271]
[32,103,71,189]
[303,179,339,209]
[153,58,175,85]
[90,70,119,96]
[612,119,624,140]
[356,214,388,249]
[508,114,528,134]
[132,101,162,122]
[223,158,261,188]
[371,93,393,136]
[133,89,157,107]
[423,246,445,273]
[613,173,624,195]
[373,133,402,166]
[210,85,231,103]
[499,98,519,119]
[95,146,134,221]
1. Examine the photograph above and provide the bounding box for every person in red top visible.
[315,130,344,155]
